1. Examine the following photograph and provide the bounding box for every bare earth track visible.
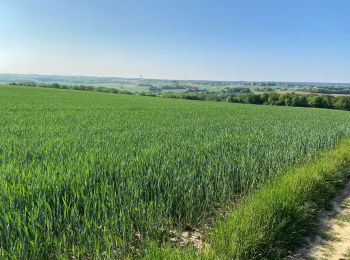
[294,182,350,260]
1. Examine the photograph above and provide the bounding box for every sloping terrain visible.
[1,85,350,258]
[303,183,350,259]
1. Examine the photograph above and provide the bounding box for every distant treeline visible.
[8,82,350,111]
[242,81,277,86]
[159,92,350,111]
[226,92,350,110]
[148,85,198,92]
[300,87,350,95]
[148,86,251,93]
[224,87,251,93]
[9,82,134,95]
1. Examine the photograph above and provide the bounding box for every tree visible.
[333,96,350,110]
[149,86,161,93]
[247,94,263,104]
[307,95,324,108]
[226,95,234,103]
[266,93,279,105]
[280,93,293,106]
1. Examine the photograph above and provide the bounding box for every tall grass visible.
[145,139,350,259]
[212,139,350,259]
[1,85,350,258]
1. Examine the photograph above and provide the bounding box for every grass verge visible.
[144,139,350,259]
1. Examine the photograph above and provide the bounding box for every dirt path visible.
[295,182,350,259]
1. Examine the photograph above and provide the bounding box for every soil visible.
[292,182,350,260]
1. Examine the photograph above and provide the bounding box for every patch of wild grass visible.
[147,139,350,259]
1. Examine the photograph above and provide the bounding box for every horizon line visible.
[0,72,349,85]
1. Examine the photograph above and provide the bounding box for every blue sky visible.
[0,0,349,82]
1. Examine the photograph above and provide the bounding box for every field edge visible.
[143,138,350,259]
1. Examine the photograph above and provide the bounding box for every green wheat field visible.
[1,85,350,258]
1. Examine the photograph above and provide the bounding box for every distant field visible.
[2,73,350,95]
[1,85,350,258]
[0,73,243,93]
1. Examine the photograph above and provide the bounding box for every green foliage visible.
[223,87,251,94]
[226,95,233,103]
[149,139,350,259]
[230,92,350,111]
[302,86,350,95]
[1,85,350,258]
[9,81,350,111]
[212,139,350,259]
[149,86,162,92]
[9,81,133,95]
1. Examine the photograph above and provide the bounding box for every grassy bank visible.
[145,139,350,259]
